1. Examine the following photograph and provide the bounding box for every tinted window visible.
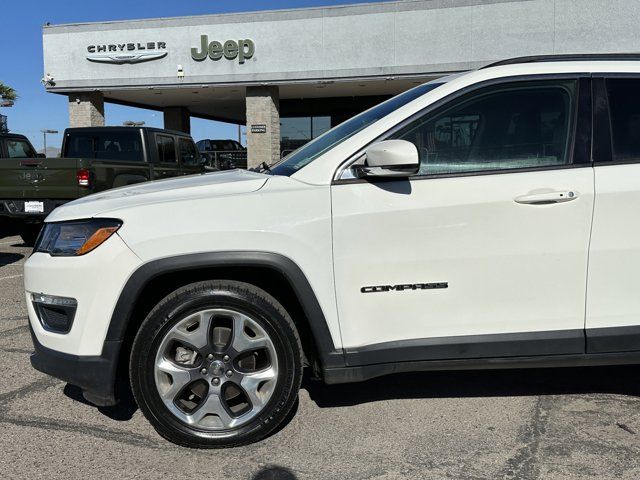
[64,131,143,162]
[156,135,176,163]
[6,138,36,158]
[210,140,242,151]
[606,78,640,161]
[392,81,575,175]
[270,81,444,176]
[179,138,200,165]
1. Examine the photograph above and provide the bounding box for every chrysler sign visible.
[86,41,167,64]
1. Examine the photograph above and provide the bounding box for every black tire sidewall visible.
[130,282,302,448]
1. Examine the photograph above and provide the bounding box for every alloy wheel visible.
[153,308,279,430]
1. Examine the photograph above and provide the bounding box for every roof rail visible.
[482,53,640,69]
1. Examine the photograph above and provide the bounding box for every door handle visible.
[514,190,579,205]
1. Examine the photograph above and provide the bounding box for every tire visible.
[19,224,42,246]
[130,280,303,448]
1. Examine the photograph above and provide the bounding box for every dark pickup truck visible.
[0,127,203,244]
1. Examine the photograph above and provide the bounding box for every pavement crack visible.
[0,315,28,322]
[0,324,29,339]
[0,347,32,354]
[0,415,162,449]
[500,396,552,480]
[0,377,59,408]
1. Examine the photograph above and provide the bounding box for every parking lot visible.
[1,235,640,480]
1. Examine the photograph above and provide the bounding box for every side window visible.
[606,78,640,161]
[6,139,37,158]
[64,131,143,161]
[179,138,200,165]
[391,80,576,175]
[156,135,177,163]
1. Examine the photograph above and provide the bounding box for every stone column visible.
[68,92,104,127]
[246,86,280,168]
[163,107,191,134]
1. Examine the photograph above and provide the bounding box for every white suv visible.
[25,55,640,448]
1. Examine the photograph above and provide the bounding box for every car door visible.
[177,137,203,175]
[586,76,640,353]
[332,77,594,364]
[152,133,181,180]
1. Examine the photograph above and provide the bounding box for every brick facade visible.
[68,92,105,127]
[246,86,280,168]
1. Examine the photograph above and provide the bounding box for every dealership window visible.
[606,78,640,161]
[156,135,177,163]
[391,81,576,175]
[64,131,143,162]
[280,116,330,155]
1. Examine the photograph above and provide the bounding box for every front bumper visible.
[25,230,143,406]
[29,324,121,406]
[0,199,69,220]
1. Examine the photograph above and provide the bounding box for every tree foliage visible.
[0,82,17,101]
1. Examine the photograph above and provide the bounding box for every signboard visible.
[86,41,168,64]
[250,124,267,134]
[191,35,255,64]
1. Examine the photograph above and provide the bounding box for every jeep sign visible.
[191,35,255,64]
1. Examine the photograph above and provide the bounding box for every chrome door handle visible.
[514,190,579,205]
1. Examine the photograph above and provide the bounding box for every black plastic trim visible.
[106,251,344,368]
[592,76,613,164]
[482,54,640,69]
[324,351,640,384]
[343,329,585,366]
[29,324,121,406]
[587,325,640,354]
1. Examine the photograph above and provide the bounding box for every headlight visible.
[35,218,122,256]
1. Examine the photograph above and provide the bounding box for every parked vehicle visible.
[26,54,640,448]
[196,139,247,170]
[0,127,202,244]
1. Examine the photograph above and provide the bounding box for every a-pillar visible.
[246,86,280,168]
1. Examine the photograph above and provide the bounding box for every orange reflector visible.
[76,227,119,255]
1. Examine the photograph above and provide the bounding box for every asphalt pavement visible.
[1,234,640,479]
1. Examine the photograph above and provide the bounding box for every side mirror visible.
[36,153,46,158]
[356,140,419,178]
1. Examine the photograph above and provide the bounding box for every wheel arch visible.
[109,252,345,393]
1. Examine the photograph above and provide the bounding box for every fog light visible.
[32,293,77,334]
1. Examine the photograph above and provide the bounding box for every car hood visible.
[46,169,269,222]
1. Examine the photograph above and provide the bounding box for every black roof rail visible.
[482,53,640,69]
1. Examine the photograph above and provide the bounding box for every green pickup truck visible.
[0,127,203,244]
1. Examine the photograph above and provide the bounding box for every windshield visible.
[269,81,444,176]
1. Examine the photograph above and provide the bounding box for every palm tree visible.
[0,82,17,102]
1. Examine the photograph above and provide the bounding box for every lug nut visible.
[223,355,230,362]
[212,378,220,385]
[225,369,233,377]
[201,368,208,375]
[207,354,214,360]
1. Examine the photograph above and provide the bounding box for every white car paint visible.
[23,59,640,362]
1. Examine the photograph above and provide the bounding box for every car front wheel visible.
[130,280,303,448]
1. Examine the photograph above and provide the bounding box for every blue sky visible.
[0,0,385,151]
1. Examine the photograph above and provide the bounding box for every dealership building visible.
[42,0,640,168]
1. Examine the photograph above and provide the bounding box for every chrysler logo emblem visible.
[86,42,167,64]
